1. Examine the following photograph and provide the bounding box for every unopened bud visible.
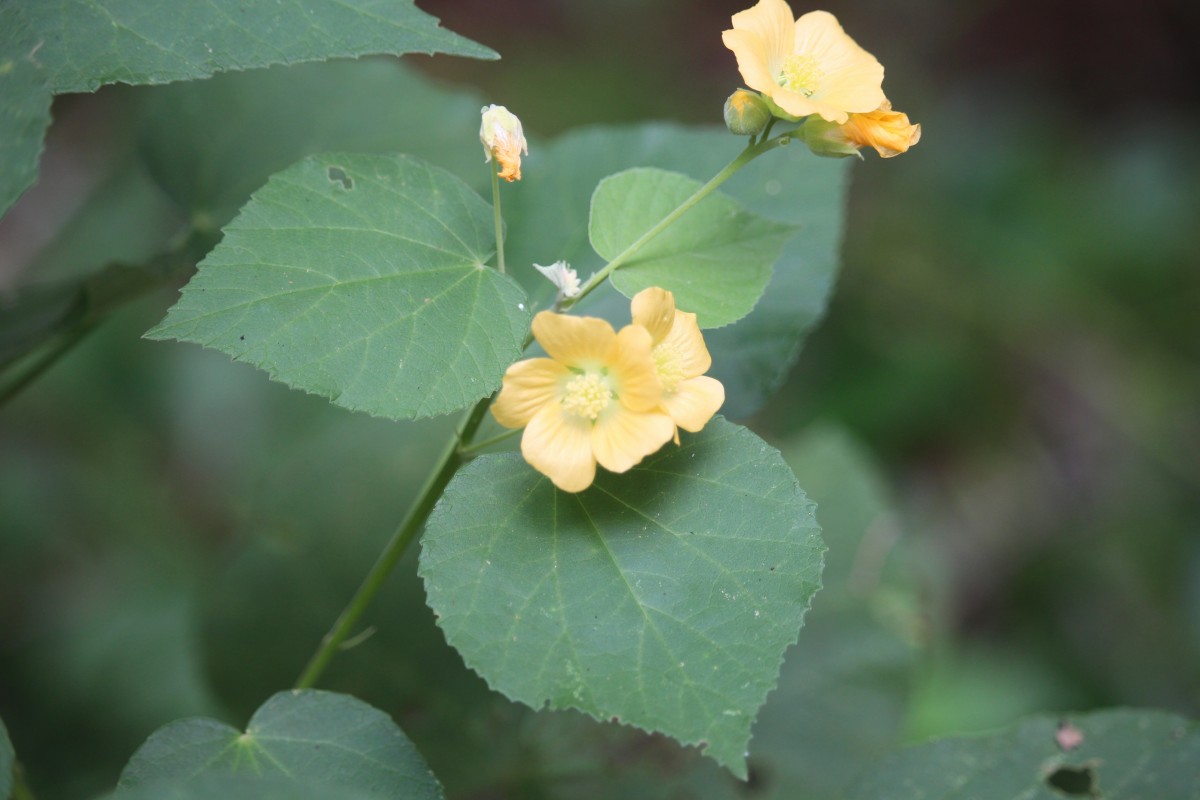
[723,90,771,136]
[480,104,528,181]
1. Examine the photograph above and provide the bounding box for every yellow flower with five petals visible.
[492,310,676,493]
[722,0,884,124]
[492,288,724,492]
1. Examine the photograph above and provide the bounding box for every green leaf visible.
[418,417,824,778]
[504,126,850,417]
[117,690,443,800]
[844,709,1200,800]
[147,153,529,420]
[1,714,13,800]
[23,0,496,94]
[109,774,380,800]
[0,4,53,217]
[589,167,798,328]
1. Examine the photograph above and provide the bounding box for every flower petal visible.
[492,358,569,429]
[662,310,711,378]
[532,311,616,366]
[721,29,779,98]
[522,403,597,493]
[727,0,795,74]
[630,287,676,344]
[591,407,676,474]
[663,376,725,433]
[607,324,663,414]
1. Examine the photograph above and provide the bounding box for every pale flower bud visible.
[479,104,528,182]
[534,261,581,299]
[724,89,771,136]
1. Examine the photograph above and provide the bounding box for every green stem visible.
[294,396,493,689]
[0,324,95,408]
[561,132,792,311]
[459,426,521,456]
[491,165,506,274]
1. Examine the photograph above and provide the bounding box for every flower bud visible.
[480,104,528,181]
[723,89,771,136]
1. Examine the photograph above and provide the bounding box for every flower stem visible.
[458,426,521,456]
[563,132,793,310]
[491,165,506,274]
[294,396,493,690]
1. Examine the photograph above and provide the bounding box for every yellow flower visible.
[630,288,725,442]
[722,0,885,124]
[492,312,675,493]
[479,104,528,182]
[835,101,921,158]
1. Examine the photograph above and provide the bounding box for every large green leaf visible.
[845,709,1200,800]
[504,127,850,418]
[1,714,12,800]
[589,167,798,328]
[147,153,530,420]
[418,417,824,778]
[117,690,443,799]
[0,4,52,217]
[24,0,495,94]
[109,774,380,800]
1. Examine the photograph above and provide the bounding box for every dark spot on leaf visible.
[327,166,353,190]
[769,565,776,571]
[239,335,245,341]
[1046,765,1098,796]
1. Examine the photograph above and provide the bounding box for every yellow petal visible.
[661,310,711,378]
[663,376,725,433]
[491,358,568,429]
[726,0,795,74]
[630,287,676,344]
[591,407,676,474]
[839,102,922,157]
[607,324,663,414]
[787,10,885,122]
[522,403,597,493]
[532,311,615,366]
[722,28,782,98]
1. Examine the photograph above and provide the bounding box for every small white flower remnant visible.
[479,104,528,181]
[534,260,581,300]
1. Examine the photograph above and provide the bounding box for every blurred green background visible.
[2,0,1198,798]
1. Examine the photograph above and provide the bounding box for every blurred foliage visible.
[2,0,1199,798]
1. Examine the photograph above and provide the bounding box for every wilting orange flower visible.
[801,99,922,159]
[722,0,884,124]
[630,288,725,442]
[836,101,921,157]
[479,104,528,181]
[492,312,675,492]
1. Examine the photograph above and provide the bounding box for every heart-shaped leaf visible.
[589,167,798,328]
[24,0,496,94]
[147,153,530,420]
[117,690,442,800]
[419,417,823,777]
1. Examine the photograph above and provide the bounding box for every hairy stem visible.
[492,165,506,274]
[294,396,493,689]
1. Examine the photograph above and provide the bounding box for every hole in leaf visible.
[1046,765,1098,796]
[327,166,353,190]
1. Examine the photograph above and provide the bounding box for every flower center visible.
[778,54,824,98]
[561,372,613,421]
[653,343,686,393]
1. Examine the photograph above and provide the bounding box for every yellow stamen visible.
[778,54,824,98]
[561,372,613,421]
[653,343,687,393]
